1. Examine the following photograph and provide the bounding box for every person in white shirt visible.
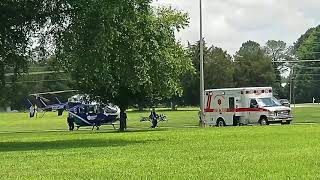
[29,105,35,118]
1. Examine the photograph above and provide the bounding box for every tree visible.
[234,41,276,87]
[56,1,193,131]
[264,40,293,98]
[182,41,234,106]
[293,25,320,103]
[2,56,72,111]
[205,46,234,89]
[181,41,209,106]
[0,0,69,106]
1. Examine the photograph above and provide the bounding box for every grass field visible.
[292,106,320,123]
[1,106,320,179]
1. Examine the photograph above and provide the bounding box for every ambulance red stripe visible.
[204,108,269,113]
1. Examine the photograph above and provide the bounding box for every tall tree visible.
[264,40,293,98]
[293,25,320,103]
[234,41,276,88]
[205,46,234,89]
[0,0,69,106]
[181,41,209,105]
[182,41,234,105]
[56,1,193,131]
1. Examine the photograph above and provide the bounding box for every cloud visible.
[152,0,320,54]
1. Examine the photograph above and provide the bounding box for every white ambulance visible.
[203,87,293,126]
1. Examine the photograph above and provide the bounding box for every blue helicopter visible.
[27,90,78,118]
[66,95,120,130]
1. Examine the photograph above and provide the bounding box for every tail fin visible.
[36,96,47,108]
[55,97,62,104]
[25,99,33,109]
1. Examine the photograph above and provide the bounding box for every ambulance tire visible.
[216,118,226,127]
[259,117,269,126]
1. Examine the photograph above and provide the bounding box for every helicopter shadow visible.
[0,138,162,152]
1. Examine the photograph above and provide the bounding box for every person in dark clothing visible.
[67,113,75,131]
[150,108,158,128]
[124,110,127,130]
[120,110,127,130]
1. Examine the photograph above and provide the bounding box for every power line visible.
[6,67,49,71]
[272,60,320,63]
[280,80,320,82]
[295,67,320,70]
[5,79,70,84]
[4,71,66,77]
[295,51,320,54]
[295,65,320,68]
[294,74,320,76]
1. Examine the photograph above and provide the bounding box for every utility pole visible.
[289,66,293,104]
[199,0,205,126]
[293,65,296,108]
[290,65,296,108]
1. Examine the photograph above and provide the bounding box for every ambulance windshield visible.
[257,97,282,107]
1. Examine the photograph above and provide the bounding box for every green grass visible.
[0,109,199,133]
[1,107,320,179]
[293,106,320,123]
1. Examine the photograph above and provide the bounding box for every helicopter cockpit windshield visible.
[104,104,118,114]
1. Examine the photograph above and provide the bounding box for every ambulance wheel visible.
[259,118,269,126]
[216,119,226,127]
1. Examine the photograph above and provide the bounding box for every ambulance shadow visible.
[0,138,162,152]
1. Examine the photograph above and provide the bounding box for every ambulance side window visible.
[229,97,235,109]
[250,99,258,108]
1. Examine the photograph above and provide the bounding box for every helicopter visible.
[26,90,78,118]
[66,94,120,130]
[26,92,120,130]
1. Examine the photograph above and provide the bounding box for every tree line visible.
[294,25,320,103]
[1,1,320,128]
[180,39,294,105]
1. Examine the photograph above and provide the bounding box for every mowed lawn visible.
[0,107,320,179]
[293,105,320,123]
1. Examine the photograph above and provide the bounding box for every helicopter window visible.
[105,106,117,113]
[104,107,110,113]
[79,107,86,114]
[98,107,104,113]
[88,106,95,113]
[84,106,88,112]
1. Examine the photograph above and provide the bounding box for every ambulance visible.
[203,87,293,126]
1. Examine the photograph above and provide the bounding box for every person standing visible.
[150,108,158,128]
[67,113,75,131]
[34,104,38,118]
[29,105,35,118]
[198,110,203,127]
[120,110,127,130]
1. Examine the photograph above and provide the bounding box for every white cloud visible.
[153,0,320,54]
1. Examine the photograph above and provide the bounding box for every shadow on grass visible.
[109,127,170,134]
[0,138,162,152]
[0,126,172,136]
[129,109,199,113]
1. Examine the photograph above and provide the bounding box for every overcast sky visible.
[152,0,320,54]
